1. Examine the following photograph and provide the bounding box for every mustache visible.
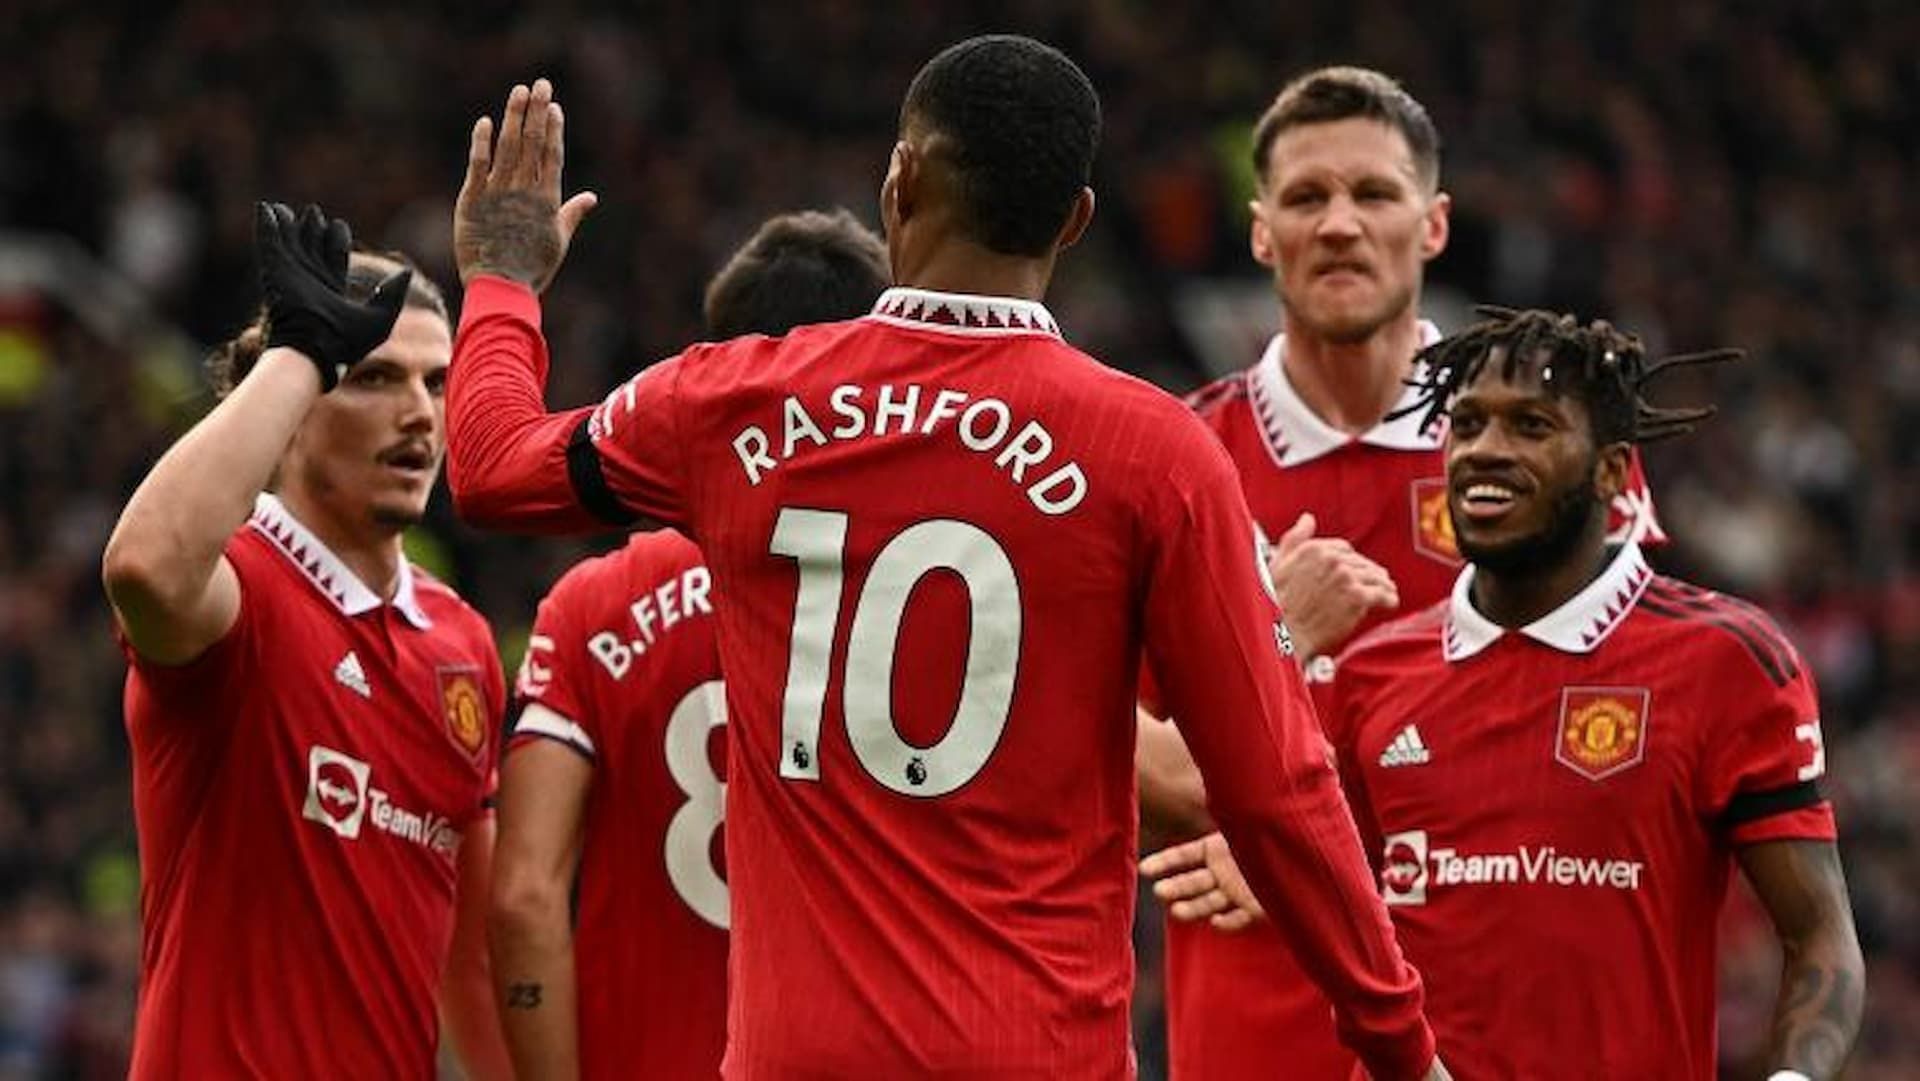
[375,440,439,467]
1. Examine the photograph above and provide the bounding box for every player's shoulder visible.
[667,318,876,398]
[1633,574,1805,690]
[541,530,702,613]
[1339,600,1450,674]
[974,339,1237,478]
[229,510,312,577]
[1055,353,1240,453]
[225,517,333,612]
[410,566,496,642]
[692,318,865,364]
[1181,369,1251,421]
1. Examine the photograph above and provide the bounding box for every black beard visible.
[1457,475,1604,578]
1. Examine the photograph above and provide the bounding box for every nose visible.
[1315,192,1363,241]
[1452,420,1519,469]
[398,374,437,434]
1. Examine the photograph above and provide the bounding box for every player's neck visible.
[1469,534,1613,629]
[1280,314,1422,437]
[275,486,408,601]
[897,240,1055,303]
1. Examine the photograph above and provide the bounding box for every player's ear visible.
[1054,187,1095,251]
[1249,198,1276,269]
[1421,190,1452,262]
[881,141,915,231]
[1593,441,1631,502]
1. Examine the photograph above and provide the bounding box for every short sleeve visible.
[1695,640,1835,845]
[120,534,272,717]
[511,571,601,760]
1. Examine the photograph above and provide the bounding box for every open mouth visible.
[378,444,436,478]
[1455,481,1522,521]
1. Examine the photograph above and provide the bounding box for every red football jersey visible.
[512,528,728,1079]
[1167,330,1667,1080]
[121,494,502,1079]
[1326,543,1835,1079]
[449,280,1438,1081]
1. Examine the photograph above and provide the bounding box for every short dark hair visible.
[208,249,448,397]
[1402,306,1742,447]
[702,209,890,338]
[1252,66,1441,191]
[900,34,1100,257]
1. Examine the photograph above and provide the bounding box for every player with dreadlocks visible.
[1146,307,1865,1079]
[1400,304,1734,450]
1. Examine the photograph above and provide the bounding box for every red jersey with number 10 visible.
[512,528,729,1080]
[121,495,501,1079]
[1326,544,1835,1078]
[449,279,1438,1081]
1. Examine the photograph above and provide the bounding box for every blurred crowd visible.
[2,0,1917,1076]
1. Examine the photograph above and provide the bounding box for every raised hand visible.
[454,78,599,292]
[255,202,411,390]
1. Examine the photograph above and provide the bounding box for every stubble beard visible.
[370,495,428,532]
[1282,277,1416,347]
[1457,470,1605,579]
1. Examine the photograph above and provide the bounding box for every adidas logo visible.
[334,650,371,699]
[1379,724,1431,768]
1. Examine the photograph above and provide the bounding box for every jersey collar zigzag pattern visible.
[867,287,1061,339]
[249,493,432,629]
[1444,542,1652,661]
[1246,320,1444,468]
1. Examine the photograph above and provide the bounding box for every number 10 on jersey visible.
[770,507,1023,797]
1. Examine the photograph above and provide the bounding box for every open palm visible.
[453,77,598,292]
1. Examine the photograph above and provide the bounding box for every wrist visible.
[461,263,543,290]
[256,346,333,393]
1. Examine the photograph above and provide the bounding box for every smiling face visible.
[280,305,452,539]
[1250,117,1449,345]
[1444,347,1630,576]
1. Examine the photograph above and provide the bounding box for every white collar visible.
[1443,542,1652,661]
[1246,320,1444,467]
[868,287,1062,339]
[248,493,432,629]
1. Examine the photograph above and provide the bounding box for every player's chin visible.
[369,493,430,532]
[1455,518,1560,576]
[1301,296,1397,345]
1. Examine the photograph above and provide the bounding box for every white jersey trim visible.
[249,493,431,628]
[513,702,598,758]
[868,287,1061,339]
[1245,321,1444,468]
[1444,542,1653,661]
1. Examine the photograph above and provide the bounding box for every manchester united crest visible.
[437,665,489,765]
[1555,686,1651,781]
[1410,477,1461,565]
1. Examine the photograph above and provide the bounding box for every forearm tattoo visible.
[506,981,545,1009]
[1759,842,1864,1079]
[462,191,563,290]
[1775,958,1857,1076]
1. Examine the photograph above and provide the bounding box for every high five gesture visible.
[455,78,598,292]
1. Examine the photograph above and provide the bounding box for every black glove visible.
[253,201,413,391]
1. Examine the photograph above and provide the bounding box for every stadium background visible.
[2,0,1916,1076]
